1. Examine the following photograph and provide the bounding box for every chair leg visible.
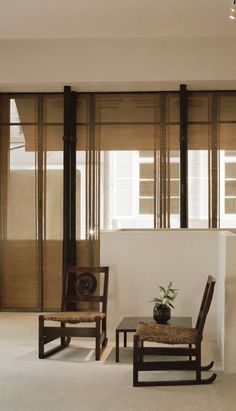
[38,316,71,359]
[61,322,65,345]
[102,318,108,347]
[102,338,108,348]
[95,318,101,361]
[38,315,45,359]
[133,335,139,387]
[201,361,214,371]
[196,343,201,382]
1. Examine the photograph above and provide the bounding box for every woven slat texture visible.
[43,311,106,324]
[136,322,198,344]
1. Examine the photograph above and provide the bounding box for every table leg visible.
[124,331,127,347]
[116,329,119,362]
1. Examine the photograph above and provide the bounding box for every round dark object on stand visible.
[153,304,171,323]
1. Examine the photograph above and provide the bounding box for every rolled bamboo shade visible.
[0,95,64,310]
[188,93,236,150]
[14,97,37,123]
[1,104,39,309]
[21,93,181,151]
[95,93,161,123]
[20,93,236,151]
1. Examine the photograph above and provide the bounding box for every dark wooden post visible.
[63,86,77,307]
[180,84,188,228]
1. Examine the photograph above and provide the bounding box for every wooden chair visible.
[39,266,109,361]
[133,275,217,386]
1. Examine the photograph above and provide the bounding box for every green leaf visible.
[152,281,178,307]
[149,297,161,303]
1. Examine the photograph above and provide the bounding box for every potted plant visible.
[151,281,178,324]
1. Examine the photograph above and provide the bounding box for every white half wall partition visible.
[225,234,236,373]
[101,230,231,370]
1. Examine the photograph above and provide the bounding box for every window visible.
[98,92,180,230]
[187,92,236,228]
[1,89,236,311]
[139,151,154,218]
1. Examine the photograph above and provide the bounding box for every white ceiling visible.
[0,0,235,39]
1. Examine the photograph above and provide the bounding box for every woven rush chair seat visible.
[43,311,106,324]
[136,322,198,345]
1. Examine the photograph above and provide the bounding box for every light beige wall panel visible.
[0,37,236,91]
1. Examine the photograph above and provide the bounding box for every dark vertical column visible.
[63,86,77,290]
[180,84,188,228]
[211,94,219,228]
[70,91,77,264]
[37,95,44,310]
[63,86,71,275]
[87,94,96,267]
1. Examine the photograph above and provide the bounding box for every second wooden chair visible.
[39,266,109,361]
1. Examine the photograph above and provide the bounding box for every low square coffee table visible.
[115,316,192,362]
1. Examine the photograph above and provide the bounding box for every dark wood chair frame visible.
[133,275,217,386]
[39,266,109,361]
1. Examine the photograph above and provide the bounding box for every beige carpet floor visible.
[0,312,236,411]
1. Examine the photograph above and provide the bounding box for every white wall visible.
[216,232,228,371]
[225,235,236,373]
[1,37,236,91]
[101,230,227,369]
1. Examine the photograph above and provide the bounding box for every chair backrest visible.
[195,275,216,338]
[61,266,109,313]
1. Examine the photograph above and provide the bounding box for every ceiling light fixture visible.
[229,0,236,20]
